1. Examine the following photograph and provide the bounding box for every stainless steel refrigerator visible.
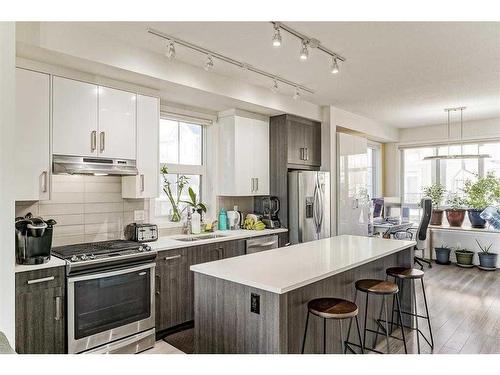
[288,171,330,244]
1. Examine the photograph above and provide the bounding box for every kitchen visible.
[1,4,500,373]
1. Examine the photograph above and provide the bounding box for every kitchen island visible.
[190,235,416,354]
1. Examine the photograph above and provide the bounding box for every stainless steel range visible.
[52,240,156,354]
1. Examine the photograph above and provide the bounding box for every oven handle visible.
[68,262,156,283]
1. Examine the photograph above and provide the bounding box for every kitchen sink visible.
[173,233,228,242]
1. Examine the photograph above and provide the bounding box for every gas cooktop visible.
[52,240,154,272]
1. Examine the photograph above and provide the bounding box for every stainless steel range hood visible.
[53,155,138,176]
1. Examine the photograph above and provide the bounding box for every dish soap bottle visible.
[218,208,228,231]
[191,209,201,234]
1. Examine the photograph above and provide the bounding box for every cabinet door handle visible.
[215,247,224,259]
[255,178,259,192]
[155,274,161,295]
[54,296,62,321]
[251,178,254,192]
[91,130,97,152]
[41,171,48,193]
[140,174,145,192]
[305,148,309,161]
[164,254,182,261]
[99,131,105,152]
[27,276,54,285]
[300,147,304,160]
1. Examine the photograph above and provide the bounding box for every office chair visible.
[394,198,432,270]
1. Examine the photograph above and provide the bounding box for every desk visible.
[428,224,500,265]
[373,222,416,236]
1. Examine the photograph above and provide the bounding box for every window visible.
[367,143,382,199]
[154,117,205,223]
[401,141,500,221]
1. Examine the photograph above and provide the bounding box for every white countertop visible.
[15,256,67,273]
[147,228,288,252]
[190,235,416,294]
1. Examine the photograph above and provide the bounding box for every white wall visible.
[0,22,16,345]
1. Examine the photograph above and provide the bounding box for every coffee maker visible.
[15,213,57,265]
[254,196,281,229]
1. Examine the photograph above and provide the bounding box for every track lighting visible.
[330,57,339,74]
[293,87,300,100]
[165,40,176,59]
[299,41,309,61]
[271,79,279,93]
[204,55,214,71]
[272,25,282,47]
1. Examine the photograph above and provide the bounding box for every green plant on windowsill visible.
[462,172,500,210]
[160,165,189,222]
[181,187,207,218]
[422,183,446,209]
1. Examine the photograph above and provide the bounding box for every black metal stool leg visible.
[396,292,408,354]
[362,292,369,350]
[373,295,384,347]
[301,311,310,354]
[355,315,364,354]
[323,318,327,354]
[345,289,358,345]
[412,280,421,354]
[421,278,434,349]
[390,278,398,334]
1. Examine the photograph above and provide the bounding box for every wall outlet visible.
[250,293,260,314]
[134,210,145,221]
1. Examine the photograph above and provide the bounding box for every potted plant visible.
[160,166,190,222]
[455,247,474,267]
[476,239,497,270]
[181,187,207,220]
[445,195,467,227]
[462,172,500,228]
[422,183,446,225]
[434,244,451,265]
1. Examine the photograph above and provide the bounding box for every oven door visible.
[67,262,155,354]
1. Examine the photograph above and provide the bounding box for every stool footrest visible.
[378,318,434,350]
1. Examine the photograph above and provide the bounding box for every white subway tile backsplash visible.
[39,203,85,215]
[16,175,149,246]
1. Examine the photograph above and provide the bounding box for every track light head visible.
[204,54,214,71]
[271,79,279,93]
[293,87,301,100]
[272,25,282,47]
[330,57,339,74]
[165,40,176,59]
[299,41,309,61]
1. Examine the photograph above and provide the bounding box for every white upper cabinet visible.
[122,95,159,198]
[98,86,136,160]
[217,113,270,196]
[52,76,98,157]
[15,68,51,201]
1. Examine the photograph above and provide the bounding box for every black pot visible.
[435,247,451,265]
[468,209,487,228]
[478,252,497,269]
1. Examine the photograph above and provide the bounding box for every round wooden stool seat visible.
[355,279,399,295]
[307,298,359,319]
[386,267,424,279]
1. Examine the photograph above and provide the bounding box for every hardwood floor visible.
[374,263,500,354]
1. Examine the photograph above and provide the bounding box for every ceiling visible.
[78,22,500,128]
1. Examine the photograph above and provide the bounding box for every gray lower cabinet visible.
[15,266,66,354]
[155,239,246,332]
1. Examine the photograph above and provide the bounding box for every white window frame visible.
[151,113,208,228]
[367,141,383,198]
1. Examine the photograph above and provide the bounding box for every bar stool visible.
[346,279,408,354]
[382,267,434,354]
[301,298,364,354]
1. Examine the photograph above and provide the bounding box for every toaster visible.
[125,223,158,242]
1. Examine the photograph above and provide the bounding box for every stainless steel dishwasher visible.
[245,235,279,254]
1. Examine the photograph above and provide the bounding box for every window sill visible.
[153,220,185,230]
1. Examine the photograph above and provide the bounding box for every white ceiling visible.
[79,22,500,128]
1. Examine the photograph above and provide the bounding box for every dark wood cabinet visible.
[155,238,247,333]
[15,266,66,354]
[270,114,322,227]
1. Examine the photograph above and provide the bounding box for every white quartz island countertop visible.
[190,235,416,294]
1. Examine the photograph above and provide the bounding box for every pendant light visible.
[423,107,491,160]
